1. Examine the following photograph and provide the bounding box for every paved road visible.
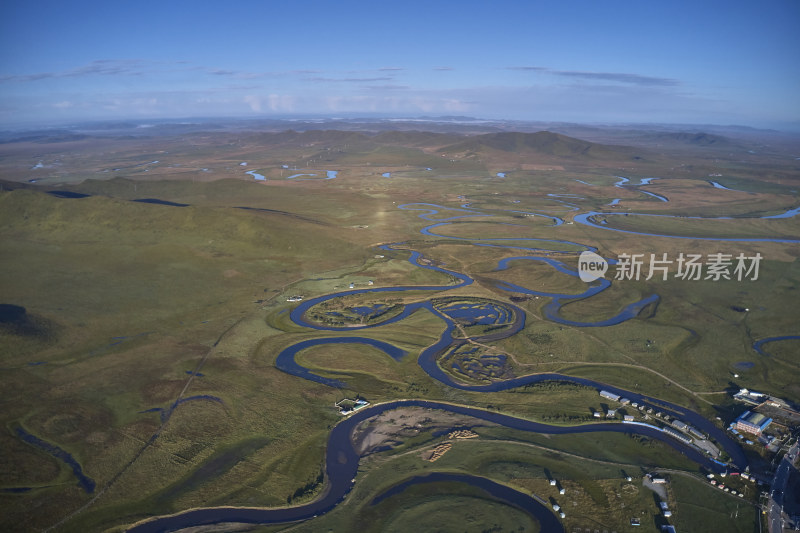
[769,442,799,533]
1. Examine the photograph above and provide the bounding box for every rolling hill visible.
[436,131,637,160]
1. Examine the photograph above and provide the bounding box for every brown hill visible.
[269,130,373,147]
[372,130,459,148]
[436,131,634,159]
[646,131,734,146]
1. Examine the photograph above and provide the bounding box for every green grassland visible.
[295,479,539,533]
[591,211,800,240]
[281,429,754,533]
[476,257,588,295]
[670,474,760,533]
[0,128,796,532]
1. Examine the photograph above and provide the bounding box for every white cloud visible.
[267,94,295,112]
[244,94,262,112]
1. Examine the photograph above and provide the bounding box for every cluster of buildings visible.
[732,388,799,432]
[592,407,637,421]
[596,390,633,420]
[586,388,799,530]
[598,390,701,434]
[527,477,568,521]
[548,477,567,519]
[729,388,800,452]
[347,280,374,289]
[707,471,753,497]
[646,474,678,532]
[596,390,723,460]
[550,502,566,519]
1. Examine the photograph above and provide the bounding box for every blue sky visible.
[1,0,798,129]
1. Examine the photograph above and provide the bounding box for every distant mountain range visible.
[3,115,796,158]
[436,131,612,158]
[642,131,732,146]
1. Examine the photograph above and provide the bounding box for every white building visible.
[600,390,621,402]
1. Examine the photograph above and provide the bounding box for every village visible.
[593,387,800,532]
[332,384,800,533]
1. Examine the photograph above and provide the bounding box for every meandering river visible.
[124,187,799,531]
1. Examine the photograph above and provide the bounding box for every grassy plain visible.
[282,428,711,533]
[0,125,796,532]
